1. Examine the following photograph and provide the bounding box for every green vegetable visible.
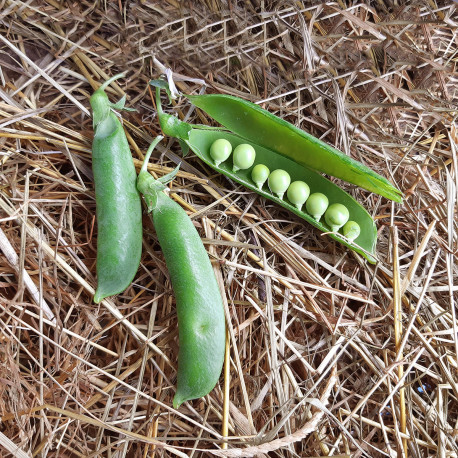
[324,203,350,232]
[152,82,385,263]
[287,180,310,210]
[232,143,256,172]
[251,164,270,189]
[185,92,402,203]
[306,193,329,221]
[268,169,291,199]
[177,129,374,260]
[342,221,361,241]
[137,138,226,409]
[90,74,142,304]
[210,138,232,166]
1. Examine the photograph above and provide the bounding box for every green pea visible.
[251,164,270,189]
[233,143,256,172]
[268,169,291,199]
[306,193,329,221]
[324,203,350,232]
[342,221,361,241]
[137,138,226,409]
[287,181,310,210]
[209,138,232,166]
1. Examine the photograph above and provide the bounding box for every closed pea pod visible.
[90,74,142,303]
[137,137,226,409]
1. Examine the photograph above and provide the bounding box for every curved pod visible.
[137,140,226,408]
[186,129,377,263]
[154,192,225,408]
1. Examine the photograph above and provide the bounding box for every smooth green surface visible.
[251,164,270,189]
[306,193,329,221]
[343,221,361,241]
[187,129,378,263]
[287,181,310,210]
[186,93,402,202]
[325,203,350,232]
[137,157,226,409]
[232,143,256,171]
[210,138,232,165]
[268,169,291,199]
[91,89,142,304]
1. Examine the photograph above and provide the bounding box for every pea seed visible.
[268,169,291,199]
[233,143,256,172]
[324,203,349,232]
[287,181,310,210]
[342,221,360,241]
[251,164,270,189]
[306,193,329,221]
[210,139,232,166]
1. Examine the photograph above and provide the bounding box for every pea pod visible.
[137,137,226,408]
[90,74,142,303]
[153,84,378,262]
[185,93,402,203]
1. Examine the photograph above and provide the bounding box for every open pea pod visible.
[186,93,402,203]
[186,128,377,263]
[153,83,379,263]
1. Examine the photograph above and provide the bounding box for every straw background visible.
[0,1,457,457]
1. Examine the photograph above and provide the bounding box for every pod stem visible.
[136,136,185,213]
[140,136,164,175]
[98,72,126,92]
[155,86,164,116]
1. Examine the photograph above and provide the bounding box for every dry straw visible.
[0,1,457,457]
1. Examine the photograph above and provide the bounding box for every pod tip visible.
[172,394,184,410]
[93,288,108,304]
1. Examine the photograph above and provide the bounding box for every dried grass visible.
[0,1,457,457]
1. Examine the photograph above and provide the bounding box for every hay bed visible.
[0,1,457,457]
